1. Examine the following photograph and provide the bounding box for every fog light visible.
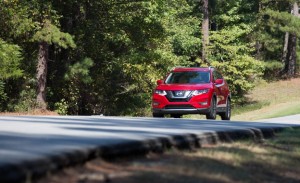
[153,102,160,106]
[200,102,208,106]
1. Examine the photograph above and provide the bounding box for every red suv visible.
[152,67,231,120]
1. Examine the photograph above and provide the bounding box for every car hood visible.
[155,84,212,91]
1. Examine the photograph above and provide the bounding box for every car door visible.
[213,70,227,107]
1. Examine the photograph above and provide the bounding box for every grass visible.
[39,128,300,183]
[185,78,300,121]
[232,100,270,116]
[259,102,300,119]
[232,78,300,121]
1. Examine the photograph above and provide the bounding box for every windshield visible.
[165,71,210,84]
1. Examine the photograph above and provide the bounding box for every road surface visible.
[0,115,299,182]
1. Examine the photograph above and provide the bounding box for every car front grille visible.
[164,105,195,109]
[166,98,190,102]
[166,91,192,102]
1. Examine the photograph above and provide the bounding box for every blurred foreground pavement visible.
[0,116,299,182]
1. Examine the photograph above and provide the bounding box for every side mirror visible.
[157,79,164,85]
[215,79,224,85]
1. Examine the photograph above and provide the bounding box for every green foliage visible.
[208,0,265,103]
[60,58,94,114]
[264,9,300,36]
[13,89,38,113]
[255,0,300,66]
[0,1,35,38]
[33,20,76,48]
[51,0,189,115]
[0,80,7,110]
[0,0,299,115]
[107,0,197,115]
[297,50,300,71]
[263,60,284,79]
[166,0,202,63]
[211,55,264,103]
[0,39,23,79]
[65,58,94,84]
[0,38,23,111]
[54,99,68,115]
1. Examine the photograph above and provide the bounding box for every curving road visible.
[257,114,300,124]
[0,115,299,182]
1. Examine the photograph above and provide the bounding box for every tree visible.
[0,39,23,109]
[0,39,23,80]
[45,0,184,115]
[208,0,264,102]
[33,20,75,109]
[282,2,299,78]
[1,0,299,115]
[257,0,300,78]
[0,1,27,110]
[201,0,209,64]
[0,1,75,111]
[31,2,76,109]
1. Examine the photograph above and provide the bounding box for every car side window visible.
[213,71,223,80]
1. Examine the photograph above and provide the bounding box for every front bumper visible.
[152,92,211,115]
[152,107,209,115]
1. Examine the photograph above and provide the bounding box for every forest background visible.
[0,0,299,116]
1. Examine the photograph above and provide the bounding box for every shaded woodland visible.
[0,0,299,115]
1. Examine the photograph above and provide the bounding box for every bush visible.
[263,60,284,79]
[211,55,264,104]
[54,99,68,115]
[13,89,38,113]
[208,25,265,104]
[0,80,7,110]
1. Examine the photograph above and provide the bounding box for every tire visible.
[171,114,182,118]
[153,113,164,118]
[206,97,216,120]
[220,98,231,120]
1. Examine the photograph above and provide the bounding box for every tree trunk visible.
[282,32,289,63]
[36,41,49,109]
[201,0,209,65]
[284,33,297,77]
[282,2,298,78]
[255,0,262,59]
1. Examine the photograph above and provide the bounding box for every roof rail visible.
[170,66,184,70]
[171,66,214,70]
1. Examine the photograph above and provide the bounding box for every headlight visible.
[191,89,209,96]
[154,90,167,96]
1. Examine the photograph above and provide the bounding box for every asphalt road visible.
[0,115,299,182]
[257,114,300,123]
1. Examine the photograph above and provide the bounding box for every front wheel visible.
[206,97,216,120]
[171,114,182,118]
[153,113,164,118]
[220,98,231,120]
